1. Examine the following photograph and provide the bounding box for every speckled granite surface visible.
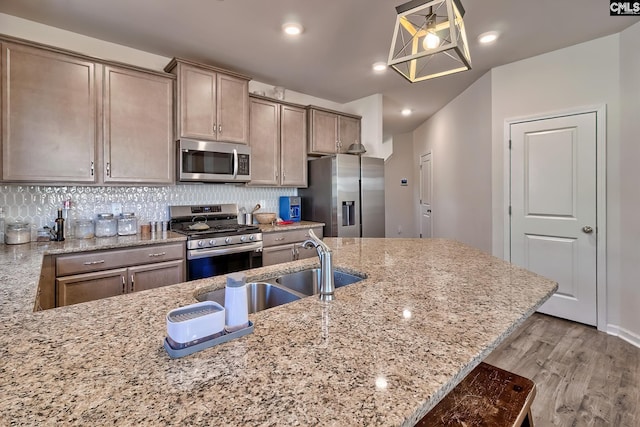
[0,232,186,317]
[0,238,557,426]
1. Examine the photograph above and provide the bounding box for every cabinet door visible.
[248,98,279,185]
[103,66,174,183]
[2,43,97,182]
[297,245,318,260]
[179,63,217,140]
[262,244,295,266]
[280,105,307,187]
[308,109,338,155]
[56,268,126,307]
[129,260,184,292]
[338,115,361,154]
[217,74,249,144]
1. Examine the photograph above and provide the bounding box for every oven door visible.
[187,244,262,280]
[178,139,251,183]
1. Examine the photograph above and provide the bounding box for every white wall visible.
[343,94,388,160]
[619,22,640,344]
[490,34,626,337]
[384,133,416,237]
[411,72,493,253]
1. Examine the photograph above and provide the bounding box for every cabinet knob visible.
[213,123,217,133]
[219,124,222,133]
[106,162,111,177]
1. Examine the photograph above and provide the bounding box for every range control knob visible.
[240,236,247,242]
[209,239,216,246]
[249,234,255,241]
[225,237,232,244]
[197,240,205,247]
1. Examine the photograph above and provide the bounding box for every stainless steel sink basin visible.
[275,269,364,296]
[196,282,301,313]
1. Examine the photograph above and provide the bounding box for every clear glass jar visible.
[75,219,95,239]
[118,212,137,236]
[5,222,31,245]
[95,213,117,237]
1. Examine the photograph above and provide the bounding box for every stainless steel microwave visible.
[177,139,251,183]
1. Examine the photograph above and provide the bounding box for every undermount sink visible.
[275,269,364,297]
[195,269,365,314]
[196,282,301,313]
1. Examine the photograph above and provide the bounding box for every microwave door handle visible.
[233,148,238,179]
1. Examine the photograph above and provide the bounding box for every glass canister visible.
[95,213,117,237]
[118,212,137,236]
[75,219,95,239]
[5,222,31,245]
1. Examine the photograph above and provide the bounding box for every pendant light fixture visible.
[388,0,471,82]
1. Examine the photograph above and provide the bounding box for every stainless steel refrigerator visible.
[300,154,385,237]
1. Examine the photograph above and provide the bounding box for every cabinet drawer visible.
[56,243,185,276]
[262,227,323,247]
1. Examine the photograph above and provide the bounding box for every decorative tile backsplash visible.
[0,184,296,230]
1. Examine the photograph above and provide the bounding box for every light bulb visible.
[423,31,440,50]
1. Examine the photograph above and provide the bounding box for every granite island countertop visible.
[0,238,557,426]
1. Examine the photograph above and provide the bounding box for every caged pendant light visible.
[387,0,471,82]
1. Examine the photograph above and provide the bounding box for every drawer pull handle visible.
[148,252,167,257]
[274,237,285,241]
[83,260,105,265]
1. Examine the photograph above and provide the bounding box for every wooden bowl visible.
[254,212,277,224]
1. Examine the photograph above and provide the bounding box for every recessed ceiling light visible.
[282,22,304,36]
[478,31,499,44]
[372,62,387,72]
[401,108,412,116]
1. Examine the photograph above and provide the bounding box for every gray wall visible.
[384,133,415,237]
[619,22,640,342]
[387,22,640,344]
[411,72,493,253]
[490,33,626,338]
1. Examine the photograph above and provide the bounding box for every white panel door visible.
[420,152,432,238]
[510,113,597,326]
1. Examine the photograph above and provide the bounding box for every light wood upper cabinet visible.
[217,74,249,143]
[249,97,279,185]
[248,96,307,187]
[308,108,338,155]
[103,65,174,184]
[280,104,307,187]
[179,64,217,140]
[338,115,361,154]
[307,106,361,156]
[168,59,249,144]
[1,42,97,183]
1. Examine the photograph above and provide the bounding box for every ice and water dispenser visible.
[342,201,356,227]
[279,196,301,222]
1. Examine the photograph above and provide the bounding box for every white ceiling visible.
[0,0,638,138]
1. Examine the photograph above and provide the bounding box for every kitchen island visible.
[0,238,557,426]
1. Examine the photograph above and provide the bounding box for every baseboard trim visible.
[607,324,640,349]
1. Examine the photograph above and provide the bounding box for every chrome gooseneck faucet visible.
[301,229,335,301]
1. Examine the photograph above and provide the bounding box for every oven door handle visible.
[187,242,263,260]
[233,148,238,179]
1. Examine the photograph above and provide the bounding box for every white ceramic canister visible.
[224,272,249,332]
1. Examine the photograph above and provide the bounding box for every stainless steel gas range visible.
[169,204,263,280]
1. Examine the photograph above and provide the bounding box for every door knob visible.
[582,226,593,234]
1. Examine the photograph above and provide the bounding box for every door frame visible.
[502,105,607,331]
[419,151,433,238]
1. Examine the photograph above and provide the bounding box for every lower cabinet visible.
[54,243,185,307]
[262,227,323,267]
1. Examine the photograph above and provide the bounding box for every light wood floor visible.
[484,313,640,427]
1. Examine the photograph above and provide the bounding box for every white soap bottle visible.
[224,272,249,332]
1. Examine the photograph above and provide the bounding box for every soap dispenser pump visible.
[224,272,249,332]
